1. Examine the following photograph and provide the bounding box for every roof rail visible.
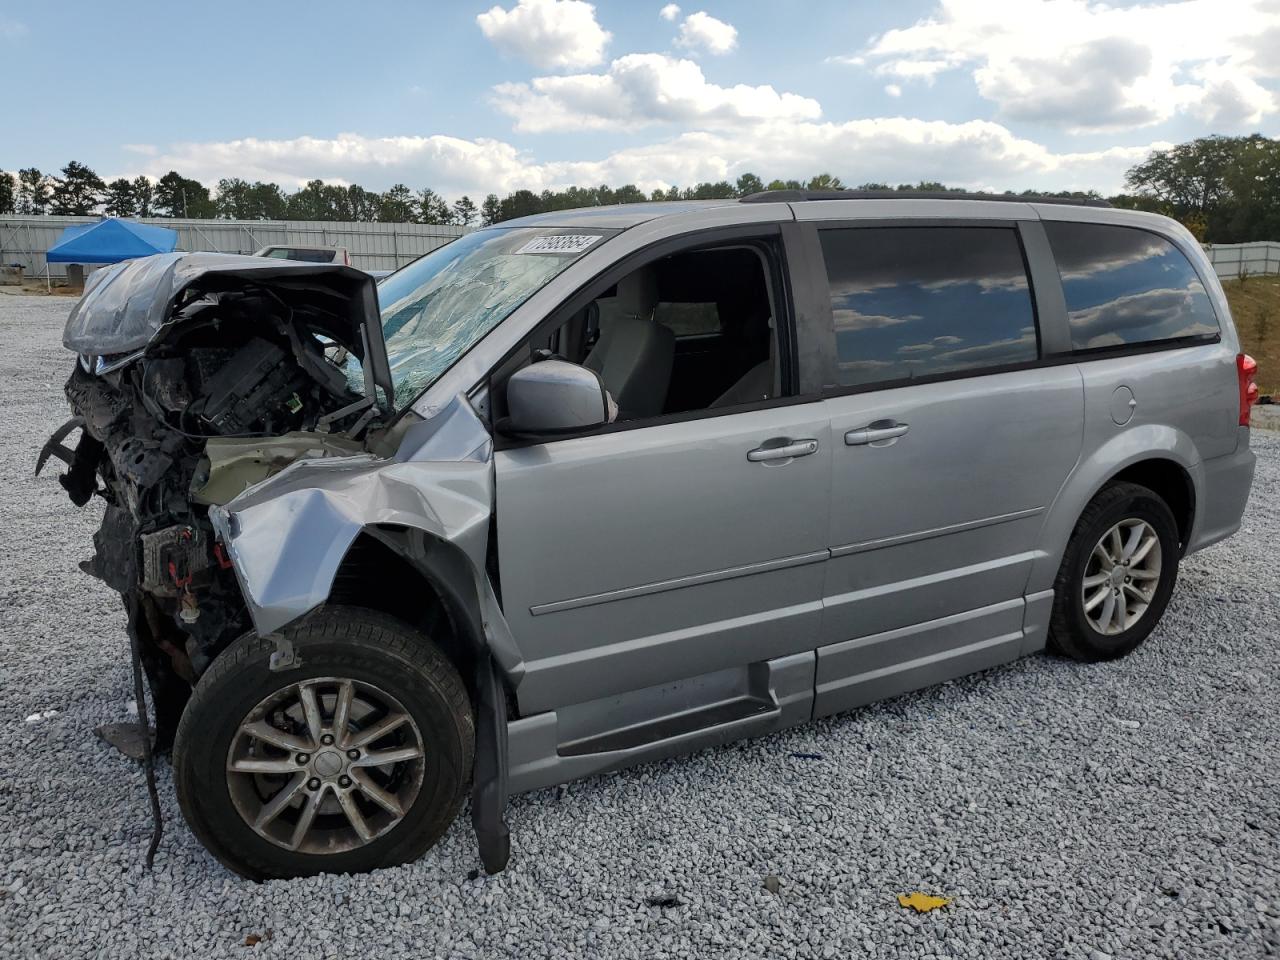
[739,189,1113,208]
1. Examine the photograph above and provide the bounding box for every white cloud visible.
[476,0,611,70]
[675,11,738,55]
[659,3,680,21]
[131,117,1172,201]
[0,16,28,40]
[885,84,902,97]
[847,0,1280,131]
[491,53,820,131]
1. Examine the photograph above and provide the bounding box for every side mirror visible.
[498,360,617,437]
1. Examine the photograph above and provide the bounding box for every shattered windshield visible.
[377,227,612,408]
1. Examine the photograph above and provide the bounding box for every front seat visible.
[711,311,775,408]
[584,267,674,419]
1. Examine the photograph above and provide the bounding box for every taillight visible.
[1237,353,1259,426]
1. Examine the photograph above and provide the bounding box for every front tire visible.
[173,606,474,880]
[1048,481,1181,662]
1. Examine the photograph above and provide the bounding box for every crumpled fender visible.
[209,394,517,872]
[210,396,494,637]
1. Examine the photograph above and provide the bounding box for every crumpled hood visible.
[62,252,394,405]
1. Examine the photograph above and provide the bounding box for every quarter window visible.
[1044,221,1219,351]
[818,227,1038,388]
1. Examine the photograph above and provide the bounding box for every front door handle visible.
[747,438,819,462]
[845,420,909,446]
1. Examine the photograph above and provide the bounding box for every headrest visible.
[595,266,658,326]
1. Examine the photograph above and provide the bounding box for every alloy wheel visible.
[225,677,426,854]
[1080,518,1163,636]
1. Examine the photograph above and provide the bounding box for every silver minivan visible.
[44,192,1258,879]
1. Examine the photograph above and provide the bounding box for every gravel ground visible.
[1,291,1278,960]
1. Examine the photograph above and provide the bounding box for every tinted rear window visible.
[1044,222,1218,351]
[818,226,1038,388]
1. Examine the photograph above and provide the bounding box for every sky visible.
[2,0,1278,200]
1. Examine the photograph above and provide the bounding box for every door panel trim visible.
[814,631,1024,719]
[518,595,823,713]
[814,596,1027,718]
[530,548,830,616]
[829,506,1044,558]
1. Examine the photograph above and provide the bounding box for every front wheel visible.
[173,606,474,880]
[1048,481,1181,662]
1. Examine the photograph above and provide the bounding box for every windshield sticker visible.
[515,234,602,256]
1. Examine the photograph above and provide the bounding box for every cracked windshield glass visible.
[376,227,613,407]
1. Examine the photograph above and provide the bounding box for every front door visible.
[492,232,831,716]
[496,405,831,715]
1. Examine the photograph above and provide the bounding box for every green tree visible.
[735,172,764,196]
[415,188,453,225]
[215,178,253,219]
[103,178,137,217]
[685,180,737,199]
[153,171,215,217]
[0,171,15,214]
[1219,135,1280,243]
[612,184,646,204]
[249,182,289,220]
[1124,136,1238,219]
[1123,134,1280,242]
[498,189,542,222]
[132,176,153,217]
[806,173,844,191]
[378,184,416,223]
[344,185,381,222]
[50,161,106,216]
[286,179,333,220]
[18,167,50,214]
[765,179,803,191]
[452,195,478,226]
[480,193,501,225]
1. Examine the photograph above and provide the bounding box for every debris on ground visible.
[898,892,952,913]
[645,894,682,909]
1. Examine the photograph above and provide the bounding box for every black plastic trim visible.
[1018,219,1073,356]
[741,189,1112,207]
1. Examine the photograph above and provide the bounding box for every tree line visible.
[1,134,1276,241]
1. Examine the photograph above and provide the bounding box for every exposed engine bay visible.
[38,253,394,745]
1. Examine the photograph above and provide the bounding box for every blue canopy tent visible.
[46,218,179,265]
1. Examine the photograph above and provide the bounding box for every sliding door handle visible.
[747,438,819,462]
[845,421,909,446]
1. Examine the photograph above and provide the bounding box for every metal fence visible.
[0,215,467,279]
[6,214,1275,285]
[1204,241,1280,279]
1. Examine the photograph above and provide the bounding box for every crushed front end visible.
[38,252,394,747]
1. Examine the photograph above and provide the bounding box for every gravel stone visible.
[2,292,1278,959]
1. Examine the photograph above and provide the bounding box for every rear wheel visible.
[1048,481,1181,662]
[174,606,473,880]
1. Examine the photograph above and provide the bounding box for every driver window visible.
[500,242,785,428]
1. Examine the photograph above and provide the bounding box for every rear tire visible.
[173,606,473,880]
[1048,481,1180,662]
